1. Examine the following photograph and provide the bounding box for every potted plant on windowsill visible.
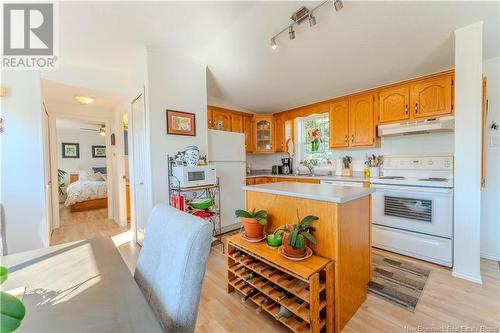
[235,209,268,239]
[274,213,318,257]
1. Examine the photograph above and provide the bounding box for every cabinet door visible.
[349,94,375,146]
[254,177,268,184]
[243,116,254,153]
[411,74,453,119]
[274,115,285,152]
[378,85,410,124]
[212,110,232,131]
[207,108,214,129]
[329,100,350,148]
[254,116,274,153]
[231,114,243,133]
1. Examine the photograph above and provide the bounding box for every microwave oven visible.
[171,165,217,188]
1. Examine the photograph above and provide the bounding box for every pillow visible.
[91,172,106,181]
[78,170,93,181]
[92,167,107,175]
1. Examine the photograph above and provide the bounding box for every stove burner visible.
[419,177,448,182]
[378,176,405,180]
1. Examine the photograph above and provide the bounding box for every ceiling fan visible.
[79,124,106,136]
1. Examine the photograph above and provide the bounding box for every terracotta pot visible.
[241,217,264,238]
[282,232,307,257]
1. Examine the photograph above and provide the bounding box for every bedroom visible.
[41,79,130,245]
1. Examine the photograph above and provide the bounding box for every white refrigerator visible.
[208,129,246,232]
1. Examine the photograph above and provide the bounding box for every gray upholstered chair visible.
[134,203,212,333]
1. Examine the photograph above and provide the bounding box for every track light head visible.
[271,37,278,50]
[334,0,343,12]
[288,26,295,40]
[309,14,316,27]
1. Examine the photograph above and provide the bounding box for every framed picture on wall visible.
[92,145,106,158]
[166,110,196,136]
[62,143,80,158]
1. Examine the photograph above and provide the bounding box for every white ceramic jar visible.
[369,166,380,178]
[184,145,199,166]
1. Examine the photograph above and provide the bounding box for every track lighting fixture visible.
[334,0,343,12]
[271,37,278,50]
[309,14,317,27]
[269,0,343,50]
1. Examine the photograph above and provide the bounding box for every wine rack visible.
[226,235,334,333]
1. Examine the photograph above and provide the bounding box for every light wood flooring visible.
[50,205,130,246]
[50,210,500,333]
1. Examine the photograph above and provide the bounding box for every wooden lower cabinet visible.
[248,177,320,184]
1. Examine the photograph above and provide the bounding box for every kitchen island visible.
[242,182,374,332]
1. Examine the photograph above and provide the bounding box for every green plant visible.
[0,266,26,332]
[274,212,319,250]
[58,169,67,195]
[234,209,268,225]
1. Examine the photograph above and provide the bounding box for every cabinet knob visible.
[344,135,348,143]
[415,103,418,113]
[405,105,408,114]
[351,134,354,143]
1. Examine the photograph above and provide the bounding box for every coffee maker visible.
[281,158,292,174]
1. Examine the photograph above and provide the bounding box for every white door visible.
[42,105,53,246]
[131,94,147,245]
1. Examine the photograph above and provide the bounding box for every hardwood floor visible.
[117,233,500,333]
[50,212,499,332]
[50,205,130,246]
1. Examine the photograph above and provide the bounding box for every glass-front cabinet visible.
[254,115,274,153]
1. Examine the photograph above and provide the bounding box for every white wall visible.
[146,49,208,206]
[481,57,500,261]
[453,22,483,284]
[56,127,106,183]
[247,132,454,172]
[1,71,47,254]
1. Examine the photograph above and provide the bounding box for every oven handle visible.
[371,184,453,195]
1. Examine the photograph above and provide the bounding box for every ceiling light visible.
[99,125,106,136]
[74,95,94,105]
[271,37,278,50]
[334,0,343,12]
[288,26,295,40]
[309,14,317,27]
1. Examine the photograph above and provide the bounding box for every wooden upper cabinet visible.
[274,115,285,152]
[378,85,410,124]
[349,94,375,146]
[254,115,274,153]
[231,114,243,133]
[411,74,453,119]
[243,116,254,153]
[329,99,350,148]
[212,109,232,131]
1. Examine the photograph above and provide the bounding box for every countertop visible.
[242,182,375,204]
[246,171,368,183]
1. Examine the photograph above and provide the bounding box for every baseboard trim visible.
[480,251,500,261]
[221,223,242,234]
[452,270,483,284]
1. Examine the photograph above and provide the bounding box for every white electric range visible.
[370,154,454,267]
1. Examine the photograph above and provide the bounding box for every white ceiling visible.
[42,79,124,110]
[56,118,103,131]
[58,1,500,113]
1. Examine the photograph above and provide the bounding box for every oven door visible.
[371,184,453,238]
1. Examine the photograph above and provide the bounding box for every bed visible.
[65,173,108,212]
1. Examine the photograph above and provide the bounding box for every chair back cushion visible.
[134,203,212,333]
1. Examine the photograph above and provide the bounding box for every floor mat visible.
[368,253,431,312]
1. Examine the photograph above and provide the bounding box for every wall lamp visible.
[270,0,343,50]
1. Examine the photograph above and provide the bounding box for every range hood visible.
[378,116,455,136]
